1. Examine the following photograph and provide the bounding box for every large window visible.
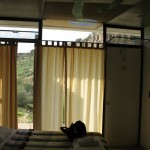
[16,29,92,129]
[0,25,99,129]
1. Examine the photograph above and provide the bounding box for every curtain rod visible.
[0,39,104,49]
[0,41,17,45]
[36,40,104,49]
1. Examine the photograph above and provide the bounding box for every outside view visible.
[17,29,92,129]
[17,43,34,129]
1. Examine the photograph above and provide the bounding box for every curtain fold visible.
[34,46,65,131]
[0,44,17,128]
[34,45,104,133]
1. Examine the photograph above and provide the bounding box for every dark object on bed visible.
[60,120,86,140]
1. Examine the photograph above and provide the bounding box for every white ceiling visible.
[0,0,149,30]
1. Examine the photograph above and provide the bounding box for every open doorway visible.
[17,42,34,129]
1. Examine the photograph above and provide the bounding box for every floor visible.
[109,146,146,150]
[18,123,33,129]
[121,146,145,150]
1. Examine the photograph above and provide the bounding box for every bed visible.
[0,126,108,150]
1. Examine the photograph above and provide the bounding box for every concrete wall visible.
[140,26,150,150]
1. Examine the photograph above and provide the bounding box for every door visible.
[104,47,141,147]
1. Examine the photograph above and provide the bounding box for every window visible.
[0,20,39,40]
[0,24,100,129]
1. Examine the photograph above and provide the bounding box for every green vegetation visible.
[17,51,34,123]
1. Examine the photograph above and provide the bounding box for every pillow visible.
[74,136,107,150]
[0,126,12,143]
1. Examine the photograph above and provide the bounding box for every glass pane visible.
[0,20,39,39]
[106,27,141,42]
[42,29,92,41]
[0,30,38,39]
[108,36,150,46]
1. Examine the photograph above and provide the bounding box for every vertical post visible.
[138,27,144,145]
[102,24,107,136]
[38,19,43,41]
[64,46,67,126]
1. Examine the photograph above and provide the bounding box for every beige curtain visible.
[0,44,17,128]
[66,48,104,132]
[34,46,65,131]
[34,46,104,132]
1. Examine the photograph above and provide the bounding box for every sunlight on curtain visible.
[34,46,104,132]
[0,44,17,128]
[41,47,65,131]
[66,48,105,133]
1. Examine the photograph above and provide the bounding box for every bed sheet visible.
[0,127,108,150]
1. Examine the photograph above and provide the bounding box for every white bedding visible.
[73,136,106,150]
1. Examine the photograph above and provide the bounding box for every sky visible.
[18,29,91,53]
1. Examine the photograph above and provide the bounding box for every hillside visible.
[17,51,34,123]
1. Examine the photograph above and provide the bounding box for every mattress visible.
[0,126,108,150]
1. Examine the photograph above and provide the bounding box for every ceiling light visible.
[69,19,98,27]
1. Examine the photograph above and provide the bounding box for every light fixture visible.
[69,19,98,27]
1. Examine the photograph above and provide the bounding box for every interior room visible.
[0,0,150,150]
